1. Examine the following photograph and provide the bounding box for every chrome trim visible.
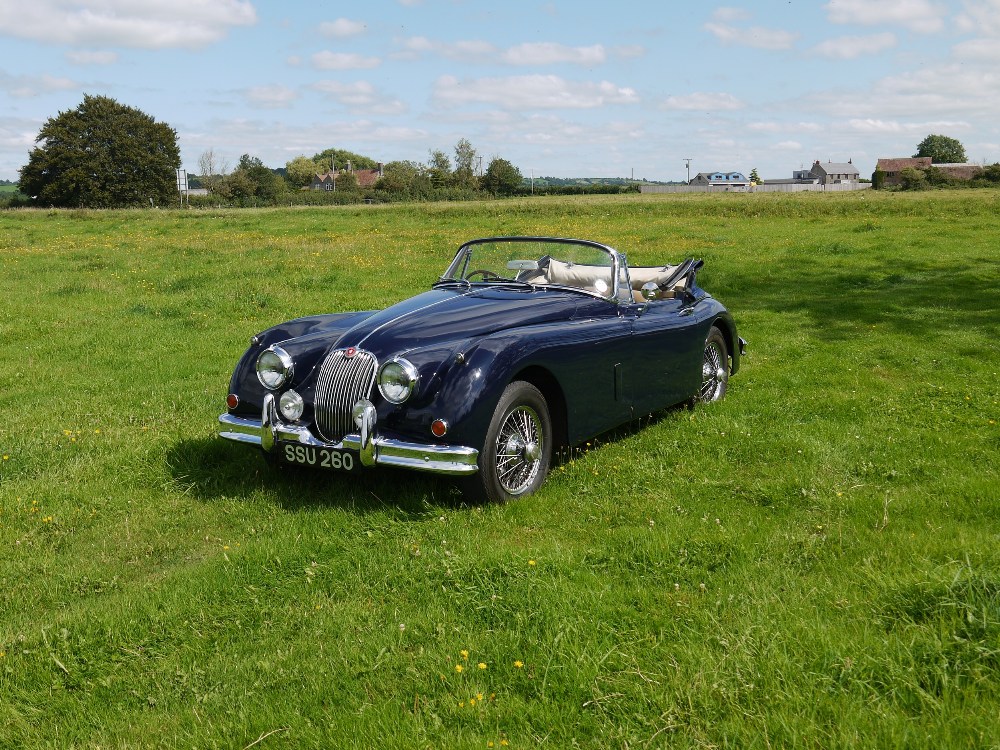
[739,337,748,356]
[352,399,377,467]
[377,356,419,404]
[218,412,479,476]
[314,348,378,442]
[256,345,294,390]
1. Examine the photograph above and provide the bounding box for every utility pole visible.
[683,158,692,184]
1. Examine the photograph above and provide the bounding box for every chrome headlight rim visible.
[256,345,294,390]
[377,357,419,404]
[278,389,305,421]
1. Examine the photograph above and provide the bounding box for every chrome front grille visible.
[314,348,378,442]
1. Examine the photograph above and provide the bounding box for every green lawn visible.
[1,192,998,748]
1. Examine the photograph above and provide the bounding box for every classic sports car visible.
[219,237,744,502]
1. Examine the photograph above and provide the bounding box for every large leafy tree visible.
[914,134,967,164]
[312,148,377,172]
[481,157,523,196]
[19,94,180,208]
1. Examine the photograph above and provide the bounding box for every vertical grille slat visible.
[314,349,378,442]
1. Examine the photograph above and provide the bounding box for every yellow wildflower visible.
[514,660,524,669]
[455,664,463,673]
[478,662,487,670]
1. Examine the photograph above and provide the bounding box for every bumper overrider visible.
[218,393,479,476]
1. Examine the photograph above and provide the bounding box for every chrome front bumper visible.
[218,393,479,476]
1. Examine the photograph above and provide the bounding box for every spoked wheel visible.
[464,381,552,503]
[699,327,729,403]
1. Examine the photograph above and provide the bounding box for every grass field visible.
[1,192,998,748]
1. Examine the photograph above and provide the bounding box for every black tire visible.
[699,327,729,403]
[463,381,552,503]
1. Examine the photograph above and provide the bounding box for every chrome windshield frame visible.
[439,236,624,302]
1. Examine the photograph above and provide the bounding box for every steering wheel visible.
[466,269,500,281]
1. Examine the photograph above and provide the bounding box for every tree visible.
[286,155,320,188]
[914,134,967,164]
[482,157,523,196]
[218,154,285,202]
[198,148,229,193]
[376,160,430,194]
[453,138,479,189]
[871,167,886,190]
[749,167,761,184]
[427,149,452,187]
[899,166,928,190]
[312,148,377,172]
[19,94,179,207]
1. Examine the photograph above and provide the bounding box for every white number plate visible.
[281,444,356,471]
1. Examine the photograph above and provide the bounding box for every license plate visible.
[280,444,357,471]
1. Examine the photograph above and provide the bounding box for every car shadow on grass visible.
[165,436,465,514]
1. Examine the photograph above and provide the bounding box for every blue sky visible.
[1,0,998,183]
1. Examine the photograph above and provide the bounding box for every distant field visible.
[1,192,998,748]
[0,184,18,193]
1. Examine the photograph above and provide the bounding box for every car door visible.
[625,296,707,414]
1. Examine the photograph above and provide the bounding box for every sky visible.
[1,0,999,183]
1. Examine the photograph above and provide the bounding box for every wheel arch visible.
[509,365,569,453]
[710,314,741,375]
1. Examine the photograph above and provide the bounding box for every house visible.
[311,161,385,191]
[809,160,859,184]
[875,157,931,187]
[876,157,984,186]
[689,171,749,189]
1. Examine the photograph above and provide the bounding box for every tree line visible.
[8,94,531,209]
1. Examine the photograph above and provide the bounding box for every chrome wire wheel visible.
[699,328,729,403]
[465,381,552,503]
[494,405,544,495]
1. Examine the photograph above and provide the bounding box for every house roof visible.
[812,161,859,175]
[876,157,931,172]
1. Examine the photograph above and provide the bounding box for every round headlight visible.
[279,389,304,421]
[378,358,419,404]
[256,346,293,390]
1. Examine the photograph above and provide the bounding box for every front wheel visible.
[699,327,729,403]
[464,381,552,503]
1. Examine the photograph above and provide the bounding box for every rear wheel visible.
[699,327,729,403]
[464,381,552,503]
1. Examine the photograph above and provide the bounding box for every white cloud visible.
[433,75,639,109]
[396,37,610,66]
[0,0,256,49]
[661,92,744,111]
[312,80,407,115]
[954,38,1000,61]
[712,7,752,22]
[65,49,118,65]
[824,0,946,33]
[813,32,896,58]
[846,118,970,133]
[320,18,366,38]
[311,51,380,70]
[704,22,798,50]
[775,141,803,150]
[501,43,606,65]
[245,85,298,109]
[612,45,645,59]
[0,69,77,98]
[747,121,823,133]
[956,0,1000,35]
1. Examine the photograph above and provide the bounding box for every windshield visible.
[440,237,619,299]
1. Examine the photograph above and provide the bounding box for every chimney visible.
[377,162,384,177]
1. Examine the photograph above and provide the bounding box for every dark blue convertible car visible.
[220,237,743,502]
